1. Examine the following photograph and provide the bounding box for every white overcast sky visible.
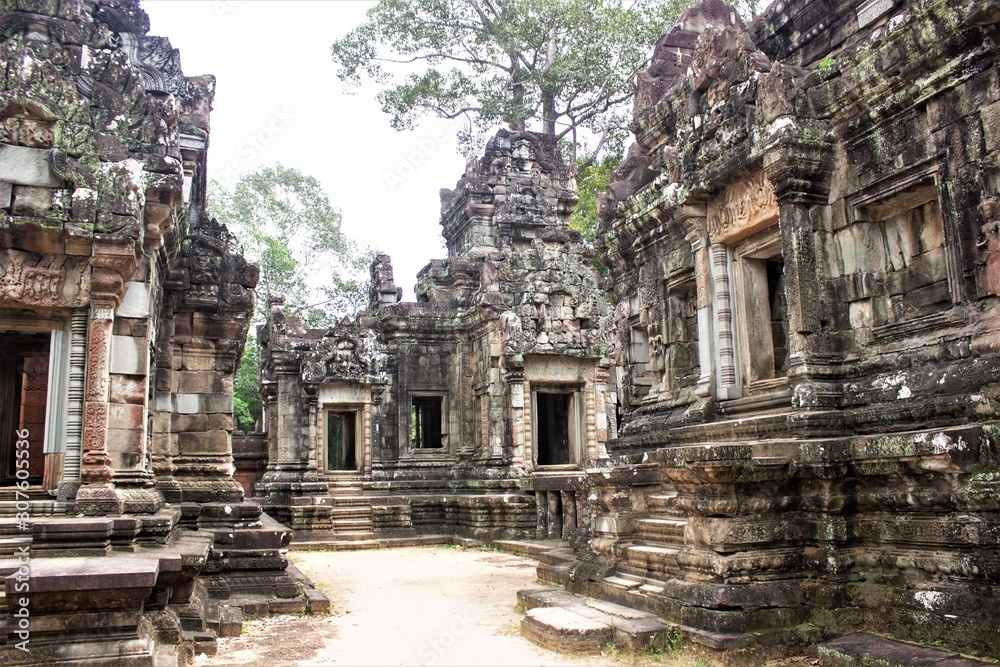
[143,0,470,299]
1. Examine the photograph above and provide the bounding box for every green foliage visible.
[209,164,373,327]
[331,0,692,161]
[817,56,836,71]
[234,335,262,433]
[569,155,617,243]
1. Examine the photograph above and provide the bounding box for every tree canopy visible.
[331,0,690,163]
[209,164,372,327]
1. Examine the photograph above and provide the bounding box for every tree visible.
[209,164,372,327]
[331,0,691,165]
[233,335,262,433]
[569,154,617,244]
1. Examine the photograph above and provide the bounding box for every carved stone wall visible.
[0,1,309,663]
[578,0,1000,658]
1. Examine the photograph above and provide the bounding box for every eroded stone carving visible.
[0,249,90,307]
[707,171,779,244]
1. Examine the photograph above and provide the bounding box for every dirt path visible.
[197,546,725,667]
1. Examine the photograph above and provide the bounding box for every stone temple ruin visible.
[251,129,614,543]
[2,0,1000,664]
[0,2,323,665]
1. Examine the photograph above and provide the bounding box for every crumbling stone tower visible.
[257,130,615,541]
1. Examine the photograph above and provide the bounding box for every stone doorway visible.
[535,392,571,465]
[326,410,359,471]
[732,231,790,393]
[0,332,49,485]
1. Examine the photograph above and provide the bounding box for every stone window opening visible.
[733,232,790,391]
[531,387,582,467]
[325,409,359,471]
[0,332,49,485]
[410,395,445,450]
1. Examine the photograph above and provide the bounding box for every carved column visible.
[76,260,128,515]
[57,309,88,500]
[710,244,740,400]
[305,386,319,474]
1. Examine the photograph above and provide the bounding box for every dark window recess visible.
[411,396,443,449]
[327,411,357,470]
[536,392,571,465]
[767,258,789,378]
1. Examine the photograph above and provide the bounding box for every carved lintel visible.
[707,172,779,244]
[0,249,91,308]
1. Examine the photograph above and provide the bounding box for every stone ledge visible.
[818,633,994,667]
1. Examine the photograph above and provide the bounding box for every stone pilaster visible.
[77,240,134,515]
[763,120,837,409]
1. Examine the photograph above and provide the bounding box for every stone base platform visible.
[818,634,994,667]
[289,533,454,551]
[518,587,671,654]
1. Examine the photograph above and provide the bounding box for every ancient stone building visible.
[0,2,318,664]
[257,130,616,542]
[530,0,1000,659]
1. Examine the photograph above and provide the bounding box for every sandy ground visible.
[196,546,788,667]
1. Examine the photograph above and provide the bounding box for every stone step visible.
[818,633,993,667]
[329,497,372,509]
[519,588,671,653]
[0,500,67,518]
[328,491,369,503]
[328,506,372,519]
[604,571,667,595]
[645,493,682,514]
[537,547,575,566]
[622,544,681,578]
[537,561,573,585]
[491,539,569,559]
[290,534,452,551]
[330,519,374,531]
[634,518,686,545]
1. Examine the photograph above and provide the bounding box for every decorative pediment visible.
[300,328,386,385]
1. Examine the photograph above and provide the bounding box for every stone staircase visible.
[610,488,687,592]
[327,473,376,540]
[0,488,66,518]
[289,472,433,549]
